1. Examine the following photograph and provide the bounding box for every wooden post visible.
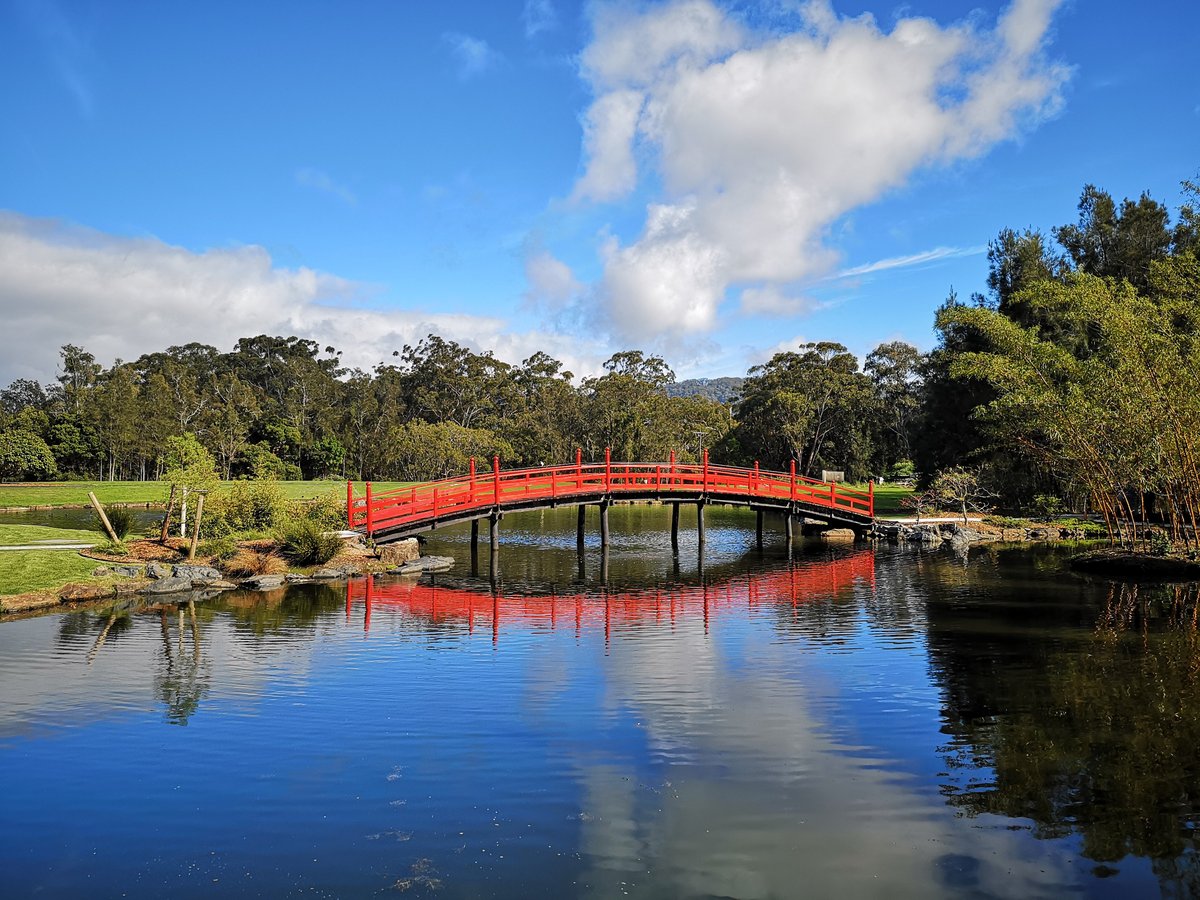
[160,483,178,544]
[471,519,479,568]
[576,447,583,490]
[671,503,680,553]
[702,450,709,494]
[756,509,763,551]
[187,493,205,561]
[577,505,586,550]
[490,513,500,552]
[469,457,476,500]
[493,456,501,504]
[604,447,611,493]
[697,502,706,545]
[346,481,354,529]
[869,479,875,517]
[88,492,119,543]
[669,449,676,487]
[785,514,794,543]
[790,460,797,501]
[600,500,610,548]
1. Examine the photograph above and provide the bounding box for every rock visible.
[207,580,238,590]
[113,580,149,595]
[378,539,421,567]
[146,563,173,580]
[111,564,143,578]
[1027,528,1051,540]
[173,564,222,582]
[285,574,314,583]
[395,555,455,575]
[90,566,111,577]
[143,576,194,595]
[59,582,116,602]
[903,525,938,543]
[242,574,286,590]
[311,568,344,579]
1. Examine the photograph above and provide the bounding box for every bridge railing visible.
[349,451,873,534]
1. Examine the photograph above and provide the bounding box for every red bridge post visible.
[365,481,374,537]
[346,480,353,529]
[830,480,836,510]
[669,449,676,487]
[576,447,582,490]
[469,457,476,502]
[754,460,760,495]
[493,456,501,505]
[702,450,709,494]
[605,447,611,493]
[790,460,797,501]
[869,479,875,517]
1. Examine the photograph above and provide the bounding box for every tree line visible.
[1,178,1196,532]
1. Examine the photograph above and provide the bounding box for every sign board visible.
[821,470,846,483]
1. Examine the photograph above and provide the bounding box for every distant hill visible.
[666,377,744,404]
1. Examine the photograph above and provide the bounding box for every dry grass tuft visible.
[220,548,288,578]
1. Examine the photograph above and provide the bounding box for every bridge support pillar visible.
[599,500,610,548]
[470,519,479,573]
[785,514,794,557]
[670,503,680,554]
[489,513,500,553]
[755,509,764,551]
[577,505,586,551]
[697,502,706,545]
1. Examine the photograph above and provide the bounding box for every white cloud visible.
[834,245,987,279]
[522,0,558,38]
[738,286,820,316]
[294,167,357,205]
[573,0,1069,341]
[443,32,501,80]
[523,249,582,310]
[0,213,602,386]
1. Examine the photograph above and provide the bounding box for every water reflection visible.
[934,576,1200,883]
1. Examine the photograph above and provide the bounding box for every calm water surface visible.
[2,506,1198,898]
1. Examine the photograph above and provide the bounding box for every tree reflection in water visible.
[937,580,1200,880]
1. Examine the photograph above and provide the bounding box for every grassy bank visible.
[0,549,100,596]
[843,482,912,516]
[0,480,412,508]
[0,524,98,545]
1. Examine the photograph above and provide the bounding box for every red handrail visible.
[347,455,874,532]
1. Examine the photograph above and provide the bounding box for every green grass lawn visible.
[0,524,98,545]
[0,550,101,596]
[843,482,913,516]
[0,480,412,508]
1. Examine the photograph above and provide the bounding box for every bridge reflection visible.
[344,550,876,643]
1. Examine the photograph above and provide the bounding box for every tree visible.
[865,341,922,468]
[0,429,57,481]
[932,466,996,525]
[735,342,876,478]
[163,434,218,537]
[1054,185,1174,294]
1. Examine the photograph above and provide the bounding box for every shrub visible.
[204,480,287,537]
[886,459,915,481]
[0,429,58,480]
[295,489,348,531]
[983,515,1030,529]
[220,548,288,578]
[1031,494,1064,519]
[93,538,128,557]
[103,505,133,540]
[277,519,342,566]
[197,534,239,561]
[1147,529,1171,557]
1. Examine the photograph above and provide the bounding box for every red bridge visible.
[348,449,875,546]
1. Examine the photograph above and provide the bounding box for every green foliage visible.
[1147,529,1171,556]
[102,505,133,540]
[197,534,239,561]
[296,489,348,531]
[886,459,915,480]
[0,429,58,481]
[983,515,1031,529]
[93,538,129,556]
[382,420,512,482]
[276,519,342,566]
[203,480,288,536]
[1030,494,1064,519]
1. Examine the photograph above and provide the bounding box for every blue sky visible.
[0,0,1196,384]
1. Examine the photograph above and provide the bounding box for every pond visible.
[1,505,1197,897]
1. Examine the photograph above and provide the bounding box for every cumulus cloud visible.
[523,249,582,310]
[443,32,501,80]
[574,0,1069,341]
[0,213,601,385]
